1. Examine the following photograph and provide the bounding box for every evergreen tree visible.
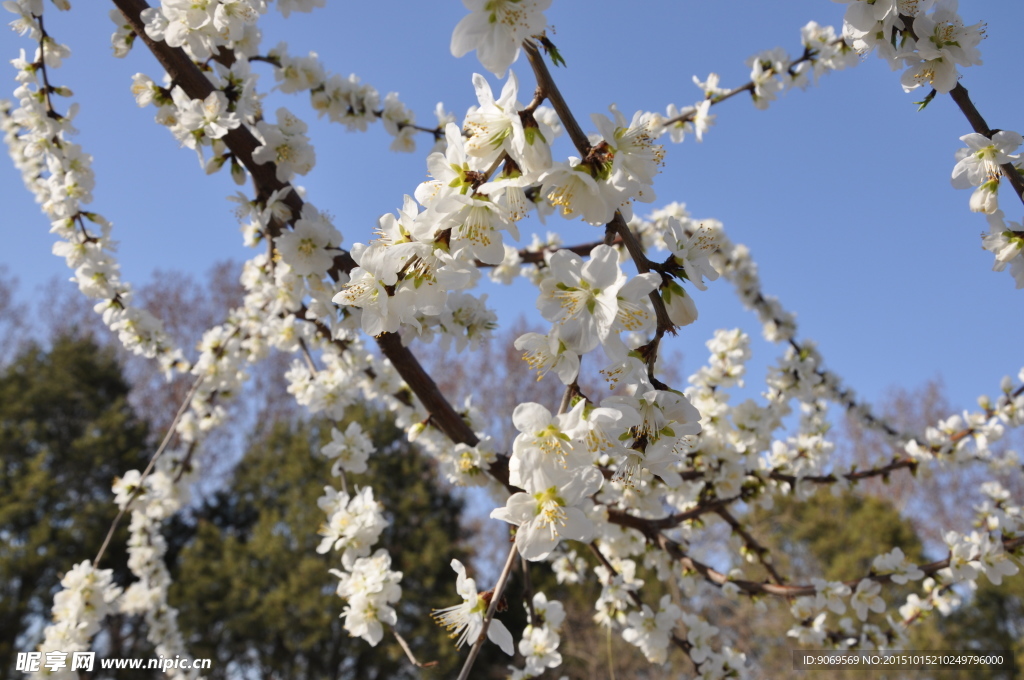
[169,406,478,679]
[752,489,926,582]
[0,335,153,679]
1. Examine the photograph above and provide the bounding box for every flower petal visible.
[488,618,515,655]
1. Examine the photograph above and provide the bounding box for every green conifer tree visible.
[168,406,478,679]
[0,335,153,679]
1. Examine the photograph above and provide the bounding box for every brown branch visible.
[522,40,590,155]
[112,0,493,481]
[768,456,918,486]
[659,532,1024,598]
[948,83,1024,204]
[523,39,677,361]
[659,42,845,128]
[375,332,484,447]
[606,494,738,535]
[714,507,787,585]
[294,307,511,485]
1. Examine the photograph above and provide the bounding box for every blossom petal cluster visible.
[330,549,403,645]
[432,559,515,655]
[33,562,122,677]
[451,0,551,77]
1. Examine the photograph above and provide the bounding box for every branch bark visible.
[111,0,491,478]
[523,40,677,349]
[948,83,1024,204]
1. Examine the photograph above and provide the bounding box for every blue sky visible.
[2,0,1022,422]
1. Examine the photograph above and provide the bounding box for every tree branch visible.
[947,83,1024,204]
[523,39,677,357]
[455,543,519,680]
[897,14,1024,207]
[714,507,787,585]
[111,0,492,480]
[659,532,1024,598]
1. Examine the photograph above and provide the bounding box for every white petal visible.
[488,618,515,655]
[513,402,552,433]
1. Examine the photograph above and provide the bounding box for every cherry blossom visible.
[491,465,602,560]
[431,559,514,654]
[536,244,625,353]
[450,0,550,77]
[851,579,886,621]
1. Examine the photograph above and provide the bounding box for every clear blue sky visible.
[2,1,1022,419]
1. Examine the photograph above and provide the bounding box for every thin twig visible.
[297,337,318,377]
[521,556,536,625]
[607,624,616,680]
[714,507,787,585]
[454,543,519,680]
[659,43,843,128]
[94,374,205,567]
[523,39,677,363]
[392,627,438,668]
[112,0,483,478]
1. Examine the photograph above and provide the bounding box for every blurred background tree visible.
[168,407,476,679]
[0,334,155,679]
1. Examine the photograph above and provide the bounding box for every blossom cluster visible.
[507,592,565,677]
[637,203,914,452]
[32,562,121,680]
[1,8,246,675]
[266,42,450,153]
[657,20,857,146]
[316,483,402,646]
[320,421,373,476]
[133,0,327,63]
[114,453,203,680]
[834,0,1024,284]
[836,0,982,94]
[2,26,184,375]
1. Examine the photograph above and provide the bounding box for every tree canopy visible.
[0,335,150,678]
